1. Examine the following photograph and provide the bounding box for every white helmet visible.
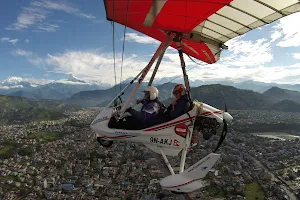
[143,86,159,100]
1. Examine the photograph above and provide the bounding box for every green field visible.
[0,146,13,155]
[0,175,17,182]
[245,181,265,200]
[28,131,60,141]
[252,132,300,141]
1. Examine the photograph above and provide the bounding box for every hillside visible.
[65,82,177,107]
[161,84,271,110]
[263,87,300,103]
[191,84,271,110]
[67,83,271,110]
[0,95,81,124]
[269,100,300,112]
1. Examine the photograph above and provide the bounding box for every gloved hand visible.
[125,106,132,112]
[136,99,145,104]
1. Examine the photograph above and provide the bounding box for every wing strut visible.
[119,34,174,118]
[174,33,192,103]
[158,147,175,175]
[148,48,166,86]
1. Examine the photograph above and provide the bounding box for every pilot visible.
[123,85,162,129]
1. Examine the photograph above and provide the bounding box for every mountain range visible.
[0,75,111,100]
[1,74,300,112]
[1,75,300,101]
[63,82,176,107]
[153,77,300,93]
[1,83,300,125]
[64,83,300,112]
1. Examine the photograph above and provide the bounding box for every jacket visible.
[166,94,190,120]
[128,98,161,124]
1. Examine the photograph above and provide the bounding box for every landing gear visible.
[171,191,185,195]
[97,137,113,147]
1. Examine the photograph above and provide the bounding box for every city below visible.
[0,108,300,200]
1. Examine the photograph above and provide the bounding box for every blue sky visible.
[0,0,300,85]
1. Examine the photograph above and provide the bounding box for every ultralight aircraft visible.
[91,0,300,193]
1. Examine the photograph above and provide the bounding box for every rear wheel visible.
[97,137,113,147]
[171,191,185,194]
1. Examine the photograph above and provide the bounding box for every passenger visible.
[123,86,162,129]
[165,84,198,146]
[165,84,190,120]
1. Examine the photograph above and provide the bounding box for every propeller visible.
[222,101,228,135]
[213,102,230,153]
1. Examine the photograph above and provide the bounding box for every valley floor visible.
[0,109,299,200]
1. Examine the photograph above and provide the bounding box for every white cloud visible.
[293,53,300,60]
[12,49,33,56]
[18,35,298,85]
[7,0,97,32]
[222,37,273,67]
[272,12,300,47]
[8,39,19,45]
[125,33,160,44]
[43,50,149,83]
[7,6,47,30]
[79,13,96,19]
[1,37,10,42]
[29,57,45,66]
[165,47,177,53]
[0,37,19,45]
[25,39,30,43]
[195,63,300,84]
[11,48,47,69]
[31,0,77,13]
[270,30,282,42]
[20,48,286,85]
[37,24,59,32]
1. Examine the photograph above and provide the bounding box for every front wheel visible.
[97,137,113,147]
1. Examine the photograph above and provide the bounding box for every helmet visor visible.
[143,91,150,100]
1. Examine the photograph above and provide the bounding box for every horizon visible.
[1,74,300,91]
[1,1,300,86]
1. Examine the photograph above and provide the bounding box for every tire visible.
[96,137,113,147]
[171,191,185,194]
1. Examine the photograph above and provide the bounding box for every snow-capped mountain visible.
[52,74,112,88]
[54,74,86,84]
[0,75,112,99]
[0,77,50,94]
[2,74,299,100]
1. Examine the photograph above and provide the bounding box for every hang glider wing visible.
[103,0,300,64]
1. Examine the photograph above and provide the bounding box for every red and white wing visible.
[103,0,300,64]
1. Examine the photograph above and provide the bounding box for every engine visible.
[193,116,220,140]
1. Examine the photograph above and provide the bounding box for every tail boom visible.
[160,153,221,193]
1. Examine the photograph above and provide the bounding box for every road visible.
[251,155,297,200]
[228,143,297,200]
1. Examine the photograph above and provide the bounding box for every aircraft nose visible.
[223,112,233,122]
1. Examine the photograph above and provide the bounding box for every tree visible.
[157,193,165,200]
[18,147,34,156]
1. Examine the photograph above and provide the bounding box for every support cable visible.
[112,0,117,95]
[120,0,130,92]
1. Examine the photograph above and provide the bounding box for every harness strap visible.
[186,112,194,126]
